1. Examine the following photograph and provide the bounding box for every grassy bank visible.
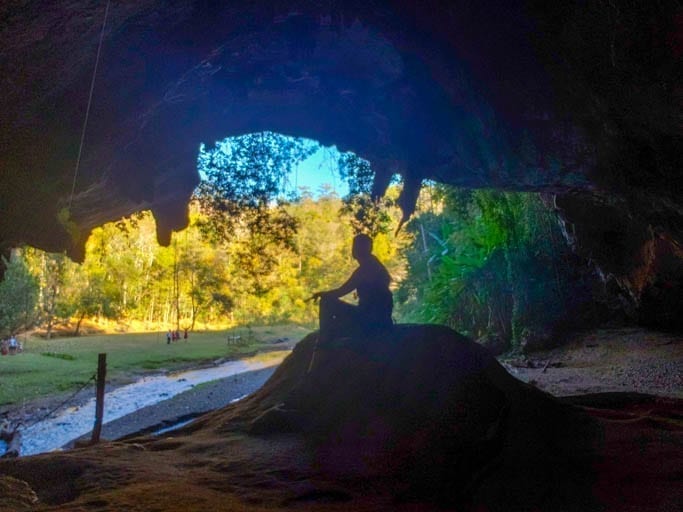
[0,325,309,407]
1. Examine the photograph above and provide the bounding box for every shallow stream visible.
[14,354,285,456]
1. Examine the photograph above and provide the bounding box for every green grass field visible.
[0,325,310,407]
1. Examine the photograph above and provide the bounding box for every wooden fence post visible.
[0,426,21,458]
[91,353,107,443]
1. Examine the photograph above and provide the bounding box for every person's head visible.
[352,233,373,261]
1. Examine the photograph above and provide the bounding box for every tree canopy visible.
[0,251,38,336]
[4,132,599,352]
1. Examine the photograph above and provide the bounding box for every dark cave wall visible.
[0,0,680,327]
[554,192,683,330]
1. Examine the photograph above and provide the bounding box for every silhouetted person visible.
[312,233,393,341]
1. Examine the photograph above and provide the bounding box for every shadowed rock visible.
[0,325,680,511]
[192,324,601,510]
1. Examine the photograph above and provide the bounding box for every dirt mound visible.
[0,325,680,511]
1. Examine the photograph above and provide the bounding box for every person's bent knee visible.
[319,294,336,306]
[319,295,343,312]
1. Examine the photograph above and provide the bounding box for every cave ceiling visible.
[0,1,680,297]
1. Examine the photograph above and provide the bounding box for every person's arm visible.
[311,269,359,300]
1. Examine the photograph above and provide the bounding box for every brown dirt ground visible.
[500,327,683,398]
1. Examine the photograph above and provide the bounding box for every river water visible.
[16,353,287,456]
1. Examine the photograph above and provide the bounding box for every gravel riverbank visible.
[70,366,277,444]
[1,351,290,456]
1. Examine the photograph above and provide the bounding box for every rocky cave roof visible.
[0,0,681,321]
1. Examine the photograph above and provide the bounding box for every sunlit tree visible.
[395,184,586,348]
[195,132,316,257]
[0,250,39,336]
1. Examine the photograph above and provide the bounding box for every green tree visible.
[396,185,575,348]
[36,251,69,339]
[194,132,316,270]
[0,250,39,336]
[337,152,394,237]
[175,220,227,330]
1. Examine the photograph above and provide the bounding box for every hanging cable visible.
[14,373,97,431]
[68,0,112,210]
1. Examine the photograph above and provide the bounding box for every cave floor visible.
[0,326,681,512]
[501,327,682,398]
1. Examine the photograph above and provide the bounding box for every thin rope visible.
[14,373,97,431]
[68,0,111,210]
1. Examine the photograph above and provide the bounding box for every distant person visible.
[183,329,188,340]
[166,330,172,344]
[311,233,393,341]
[8,336,17,355]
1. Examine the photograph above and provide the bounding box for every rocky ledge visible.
[0,325,681,511]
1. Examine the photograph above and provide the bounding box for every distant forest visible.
[0,133,595,351]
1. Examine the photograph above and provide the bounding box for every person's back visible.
[355,254,393,328]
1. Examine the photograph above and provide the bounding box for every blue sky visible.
[288,145,349,197]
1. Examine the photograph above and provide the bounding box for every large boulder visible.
[217,325,599,508]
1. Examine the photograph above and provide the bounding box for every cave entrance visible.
[189,132,596,354]
[1,126,601,355]
[0,125,661,460]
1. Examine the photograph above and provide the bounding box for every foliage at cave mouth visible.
[0,131,610,352]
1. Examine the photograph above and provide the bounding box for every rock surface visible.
[0,325,679,511]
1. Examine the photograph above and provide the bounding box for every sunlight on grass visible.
[0,325,308,407]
